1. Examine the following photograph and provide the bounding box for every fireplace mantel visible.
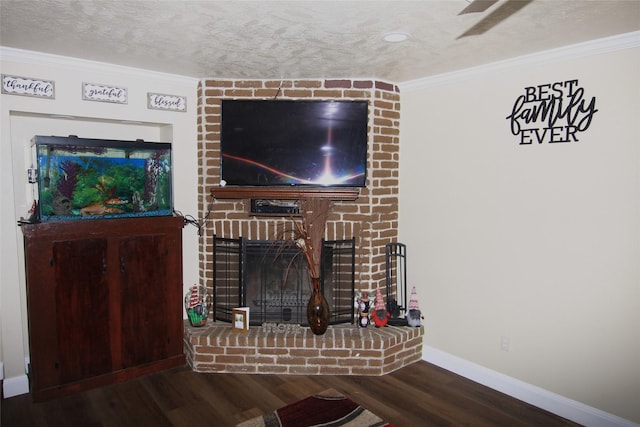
[210,186,361,201]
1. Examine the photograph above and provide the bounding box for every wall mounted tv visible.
[220,100,368,187]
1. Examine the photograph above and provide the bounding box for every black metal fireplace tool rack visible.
[385,242,409,326]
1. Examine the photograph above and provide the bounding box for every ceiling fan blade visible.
[457,0,533,38]
[459,0,499,15]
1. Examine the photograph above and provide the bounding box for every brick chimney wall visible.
[196,79,400,305]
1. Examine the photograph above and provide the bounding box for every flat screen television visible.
[220,99,368,187]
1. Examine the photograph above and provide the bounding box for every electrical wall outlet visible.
[501,335,510,352]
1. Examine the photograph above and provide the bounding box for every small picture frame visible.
[232,307,250,333]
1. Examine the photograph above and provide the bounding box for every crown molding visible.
[3,30,638,91]
[400,31,640,92]
[0,46,199,86]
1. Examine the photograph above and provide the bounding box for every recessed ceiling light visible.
[382,32,410,43]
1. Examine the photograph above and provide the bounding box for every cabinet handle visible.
[49,258,54,267]
[120,258,125,273]
[102,258,107,273]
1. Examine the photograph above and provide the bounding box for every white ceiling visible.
[1,0,639,83]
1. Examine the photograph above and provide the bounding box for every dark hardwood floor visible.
[2,361,581,427]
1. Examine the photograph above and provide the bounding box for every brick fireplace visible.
[189,78,419,374]
[197,78,401,296]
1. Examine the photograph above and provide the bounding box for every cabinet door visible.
[118,233,182,367]
[53,238,112,384]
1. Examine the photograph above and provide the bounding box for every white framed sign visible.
[2,74,55,99]
[147,92,187,112]
[82,82,128,104]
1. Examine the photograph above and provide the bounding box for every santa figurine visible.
[371,289,390,328]
[407,286,422,327]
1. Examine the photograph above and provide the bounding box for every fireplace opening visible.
[213,236,355,326]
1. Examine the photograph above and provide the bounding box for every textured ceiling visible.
[1,0,639,83]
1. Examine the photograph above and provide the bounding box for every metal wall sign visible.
[2,74,55,99]
[147,92,187,112]
[82,82,128,104]
[506,79,598,145]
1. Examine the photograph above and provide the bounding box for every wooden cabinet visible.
[21,216,185,401]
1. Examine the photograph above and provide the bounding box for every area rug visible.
[236,389,393,427]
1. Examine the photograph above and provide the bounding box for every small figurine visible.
[371,289,390,327]
[358,292,370,328]
[185,285,209,327]
[359,311,370,328]
[407,286,422,327]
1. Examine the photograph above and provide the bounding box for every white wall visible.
[399,34,640,424]
[0,48,199,397]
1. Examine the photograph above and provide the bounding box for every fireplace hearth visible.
[184,322,424,376]
[213,236,355,326]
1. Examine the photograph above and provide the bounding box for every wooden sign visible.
[147,92,187,112]
[2,74,55,99]
[82,82,128,104]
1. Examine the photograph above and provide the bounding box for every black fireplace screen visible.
[213,236,355,326]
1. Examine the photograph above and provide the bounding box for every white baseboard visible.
[422,345,638,427]
[3,374,29,399]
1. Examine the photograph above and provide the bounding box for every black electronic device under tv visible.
[220,99,368,187]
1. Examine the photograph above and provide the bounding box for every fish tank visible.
[31,135,173,222]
